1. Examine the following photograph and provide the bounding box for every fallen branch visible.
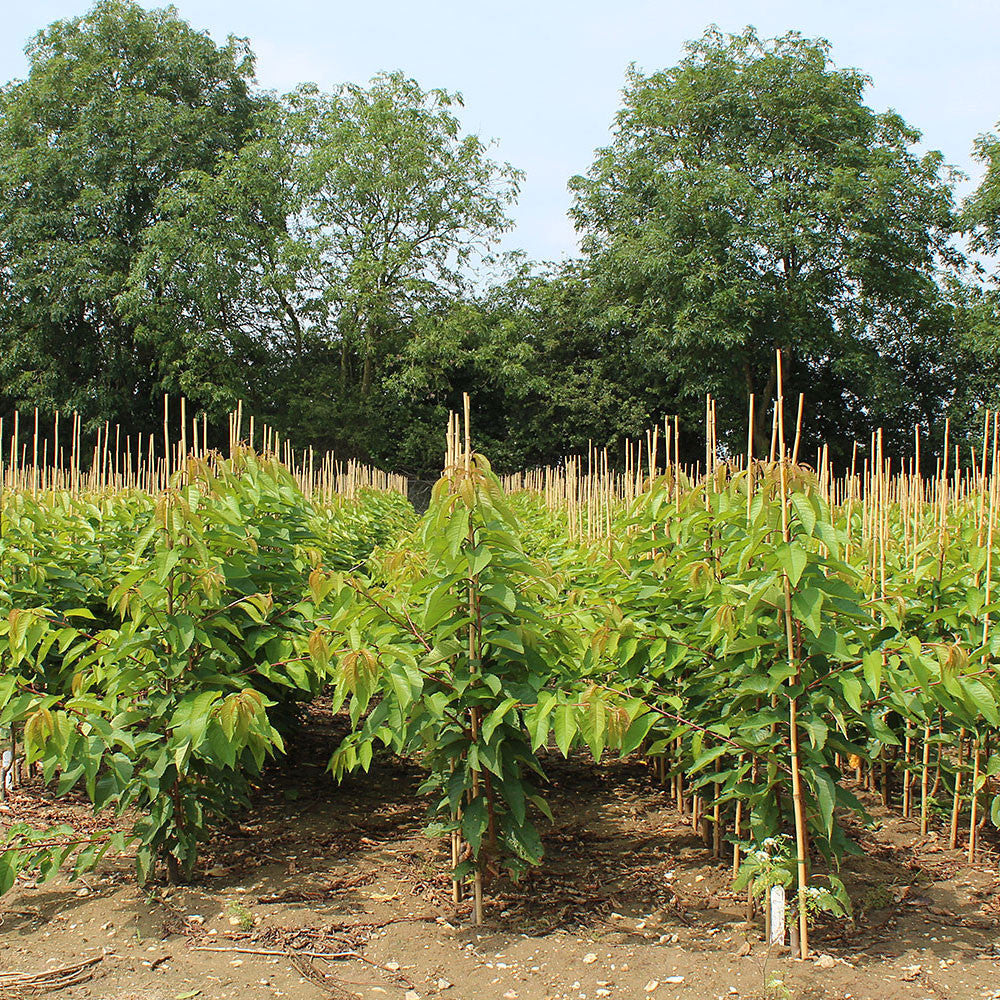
[0,954,103,994]
[287,952,359,1000]
[191,944,413,984]
[193,944,357,959]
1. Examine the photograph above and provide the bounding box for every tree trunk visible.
[744,355,779,458]
[361,349,373,398]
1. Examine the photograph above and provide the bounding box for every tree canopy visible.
[569,27,963,463]
[126,72,520,460]
[0,0,258,428]
[0,7,997,476]
[965,122,1000,264]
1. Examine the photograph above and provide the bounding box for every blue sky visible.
[3,0,997,263]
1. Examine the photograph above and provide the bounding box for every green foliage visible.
[516,458,1000,899]
[0,0,258,428]
[3,443,1000,940]
[569,26,963,463]
[382,261,655,473]
[2,2,1000,926]
[0,452,413,885]
[1,6,989,474]
[965,122,1000,265]
[127,71,520,459]
[0,824,129,896]
[734,836,850,922]
[313,454,646,880]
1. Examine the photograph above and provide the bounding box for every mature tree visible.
[938,281,1000,441]
[943,123,1000,453]
[0,0,258,429]
[376,259,666,476]
[121,96,297,421]
[965,122,1000,267]
[570,28,961,462]
[130,72,521,457]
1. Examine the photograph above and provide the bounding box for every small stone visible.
[814,954,836,970]
[583,953,598,964]
[405,992,420,1000]
[735,941,752,957]
[385,961,401,971]
[646,981,659,992]
[503,992,518,1000]
[74,887,90,897]
[436,980,452,991]
[664,976,684,984]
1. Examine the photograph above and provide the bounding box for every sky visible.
[2,0,997,263]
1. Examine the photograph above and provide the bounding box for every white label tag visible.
[769,885,786,945]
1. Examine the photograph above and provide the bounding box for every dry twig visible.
[0,954,103,994]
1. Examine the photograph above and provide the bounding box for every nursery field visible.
[2,716,999,1000]
[2,392,1000,998]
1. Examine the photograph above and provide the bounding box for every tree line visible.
[1,3,998,476]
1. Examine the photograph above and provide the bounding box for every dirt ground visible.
[2,707,999,1000]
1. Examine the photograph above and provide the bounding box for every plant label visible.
[769,885,786,945]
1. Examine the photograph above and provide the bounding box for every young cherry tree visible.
[314,448,651,922]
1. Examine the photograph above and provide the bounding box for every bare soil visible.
[2,705,999,1000]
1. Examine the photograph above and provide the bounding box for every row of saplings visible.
[2,452,998,960]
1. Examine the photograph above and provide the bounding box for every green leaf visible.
[526,693,557,750]
[553,704,576,758]
[790,494,817,537]
[689,744,726,774]
[838,674,863,714]
[580,700,607,762]
[777,542,808,588]
[481,697,519,744]
[862,651,882,696]
[0,851,18,896]
[445,508,470,558]
[791,587,823,636]
[963,679,999,726]
[620,711,656,756]
[461,796,489,854]
[810,769,837,836]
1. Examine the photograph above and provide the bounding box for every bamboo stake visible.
[920,725,931,835]
[776,350,810,959]
[968,739,982,864]
[949,728,965,850]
